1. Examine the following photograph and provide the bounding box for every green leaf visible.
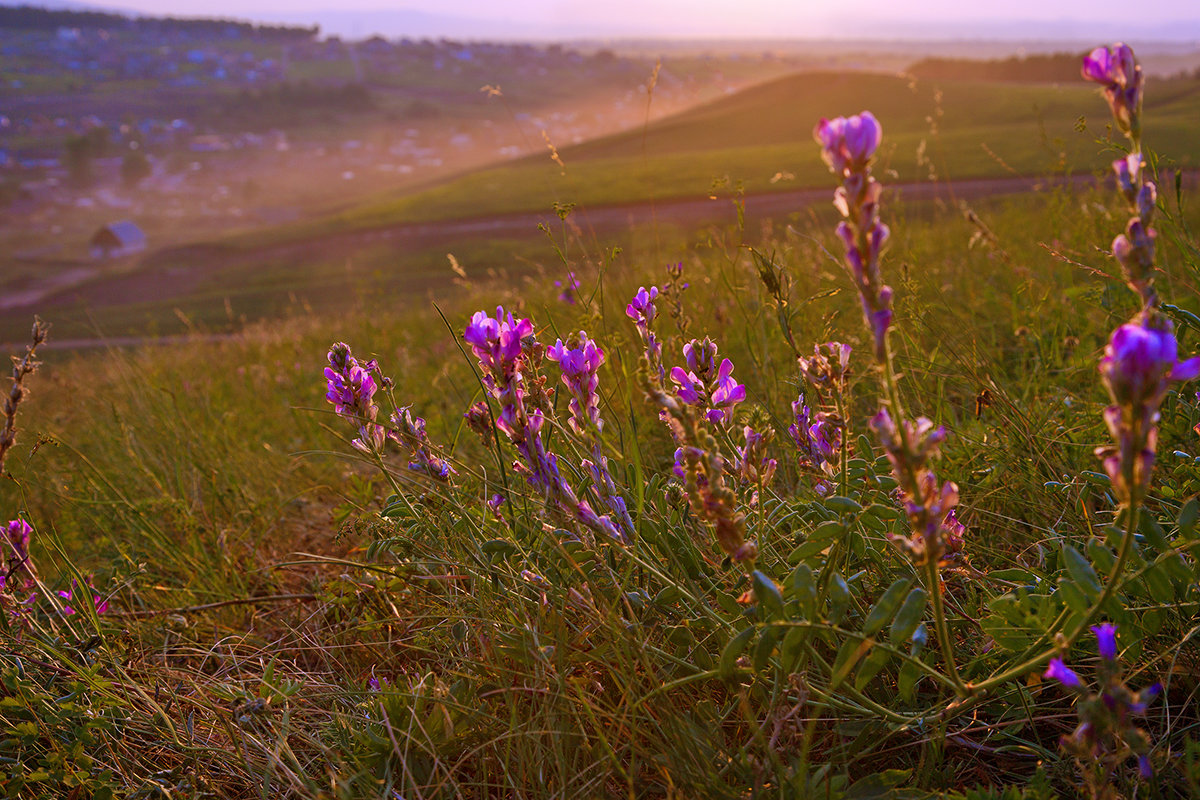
[862,578,912,637]
[897,659,922,703]
[752,571,785,619]
[828,573,852,625]
[480,539,517,557]
[844,769,912,800]
[1139,514,1172,551]
[1086,540,1116,575]
[719,627,756,680]
[788,563,817,619]
[825,496,863,515]
[752,627,779,673]
[889,588,928,643]
[1177,497,1199,538]
[1056,578,1090,612]
[854,645,892,691]
[1062,545,1102,596]
[1142,562,1175,603]
[831,638,869,687]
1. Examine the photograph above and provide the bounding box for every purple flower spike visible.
[1101,318,1200,406]
[1092,623,1118,661]
[1045,658,1084,689]
[625,286,659,324]
[710,359,747,415]
[1082,43,1143,134]
[814,111,881,175]
[1138,754,1154,779]
[5,519,31,558]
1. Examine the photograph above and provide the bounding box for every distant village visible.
[0,7,791,262]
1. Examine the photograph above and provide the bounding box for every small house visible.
[90,221,146,260]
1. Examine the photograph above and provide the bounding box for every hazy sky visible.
[105,0,1200,38]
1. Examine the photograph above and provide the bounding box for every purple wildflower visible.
[734,426,777,487]
[464,307,533,376]
[1097,316,1200,501]
[547,332,634,537]
[1081,43,1143,134]
[390,407,454,481]
[1092,623,1119,662]
[819,114,893,364]
[465,308,625,544]
[56,579,108,616]
[708,359,747,424]
[324,343,385,453]
[626,286,664,381]
[1046,658,1083,689]
[814,111,882,176]
[554,273,581,305]
[5,518,31,563]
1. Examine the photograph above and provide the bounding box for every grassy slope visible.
[313,71,1200,230]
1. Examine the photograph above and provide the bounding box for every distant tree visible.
[908,52,1086,83]
[121,150,151,188]
[64,128,109,188]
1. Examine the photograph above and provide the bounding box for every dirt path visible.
[5,170,1178,351]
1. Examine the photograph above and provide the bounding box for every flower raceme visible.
[626,285,664,381]
[325,343,386,453]
[547,333,634,537]
[670,342,747,425]
[816,112,893,363]
[1081,43,1143,135]
[465,308,625,544]
[814,111,882,177]
[1096,315,1200,501]
[1044,624,1162,781]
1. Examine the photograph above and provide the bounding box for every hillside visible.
[314,70,1200,231]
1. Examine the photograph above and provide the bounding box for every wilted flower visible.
[799,342,852,391]
[391,407,454,481]
[464,401,493,445]
[734,426,777,488]
[872,409,961,565]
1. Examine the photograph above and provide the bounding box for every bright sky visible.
[109,0,1200,38]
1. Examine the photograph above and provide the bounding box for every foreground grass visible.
[3,174,1200,797]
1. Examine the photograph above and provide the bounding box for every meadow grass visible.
[3,162,1200,797]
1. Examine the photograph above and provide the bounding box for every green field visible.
[311,71,1200,231]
